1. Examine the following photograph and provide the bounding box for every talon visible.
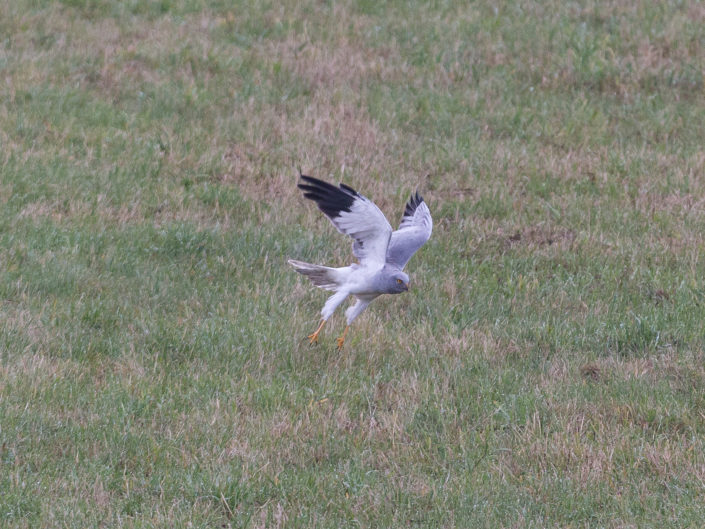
[307,320,326,346]
[336,325,350,351]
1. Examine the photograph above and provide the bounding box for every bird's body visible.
[289,174,432,349]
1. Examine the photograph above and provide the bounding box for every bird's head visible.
[389,271,409,294]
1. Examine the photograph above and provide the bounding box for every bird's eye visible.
[396,279,403,284]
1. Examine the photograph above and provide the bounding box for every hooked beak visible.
[403,282,409,291]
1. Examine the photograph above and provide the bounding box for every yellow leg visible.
[336,325,350,351]
[307,320,326,345]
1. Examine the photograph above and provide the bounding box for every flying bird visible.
[288,174,433,350]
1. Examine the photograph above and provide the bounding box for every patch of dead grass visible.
[18,198,143,225]
[16,195,243,229]
[504,225,576,249]
[581,351,705,389]
[0,350,74,394]
[212,368,425,473]
[251,501,289,529]
[219,98,393,205]
[222,436,261,466]
[0,304,52,351]
[638,437,705,482]
[500,402,620,486]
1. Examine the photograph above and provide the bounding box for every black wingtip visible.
[403,190,424,217]
[296,174,358,219]
[339,182,359,196]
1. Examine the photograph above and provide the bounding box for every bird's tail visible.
[288,259,340,291]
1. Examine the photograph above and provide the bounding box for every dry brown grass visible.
[219,98,390,204]
[4,0,705,526]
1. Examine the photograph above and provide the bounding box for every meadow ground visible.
[2,1,705,527]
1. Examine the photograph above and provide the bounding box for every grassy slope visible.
[2,0,705,527]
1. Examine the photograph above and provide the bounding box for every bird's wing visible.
[298,175,392,268]
[385,191,433,269]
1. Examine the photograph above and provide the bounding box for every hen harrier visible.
[288,174,433,350]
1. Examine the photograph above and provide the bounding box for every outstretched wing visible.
[385,191,432,269]
[298,175,392,268]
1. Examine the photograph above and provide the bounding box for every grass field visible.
[2,1,705,527]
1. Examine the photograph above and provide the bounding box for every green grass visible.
[2,0,705,527]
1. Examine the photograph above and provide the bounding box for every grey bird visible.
[288,174,433,349]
